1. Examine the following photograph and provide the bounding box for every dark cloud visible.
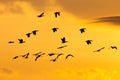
[0,0,48,14]
[0,67,13,74]
[92,16,120,25]
[55,0,120,19]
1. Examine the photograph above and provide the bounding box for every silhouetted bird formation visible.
[38,12,44,17]
[54,12,60,18]
[10,11,119,63]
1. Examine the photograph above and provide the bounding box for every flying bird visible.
[93,47,105,52]
[37,12,44,17]
[26,33,32,38]
[32,30,39,35]
[52,28,59,32]
[8,41,14,43]
[66,54,74,59]
[13,56,19,59]
[50,58,57,62]
[85,40,93,45]
[61,37,68,43]
[54,12,60,18]
[56,53,63,59]
[79,28,86,33]
[35,53,45,61]
[21,53,29,59]
[57,45,67,49]
[48,53,55,56]
[110,46,117,50]
[33,52,42,56]
[18,39,25,44]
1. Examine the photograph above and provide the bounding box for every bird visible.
[33,52,42,56]
[79,28,86,33]
[57,45,67,49]
[110,46,117,50]
[61,37,68,43]
[32,30,39,35]
[35,53,45,61]
[93,47,105,52]
[21,53,29,59]
[37,12,44,17]
[56,53,63,59]
[26,33,32,38]
[50,58,57,62]
[85,40,93,45]
[13,56,19,59]
[48,53,55,56]
[66,54,74,59]
[8,41,14,43]
[54,12,60,18]
[18,39,25,44]
[52,28,59,32]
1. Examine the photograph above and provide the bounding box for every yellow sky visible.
[0,1,120,80]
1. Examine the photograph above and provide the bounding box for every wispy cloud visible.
[0,0,48,14]
[56,68,120,80]
[0,67,13,74]
[92,16,120,25]
[55,0,120,19]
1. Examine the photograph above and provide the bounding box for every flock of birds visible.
[8,11,118,62]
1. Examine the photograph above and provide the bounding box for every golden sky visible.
[0,0,120,80]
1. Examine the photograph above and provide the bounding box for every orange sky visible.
[0,0,120,80]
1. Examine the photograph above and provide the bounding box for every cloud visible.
[0,0,48,14]
[92,16,120,25]
[0,67,13,74]
[55,0,120,19]
[56,68,120,80]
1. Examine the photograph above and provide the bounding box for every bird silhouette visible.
[54,12,60,18]
[18,39,25,44]
[93,47,105,52]
[50,58,57,62]
[38,12,44,17]
[110,46,117,50]
[35,53,45,61]
[57,45,67,49]
[56,53,63,59]
[32,30,39,35]
[61,37,68,43]
[79,28,86,33]
[52,28,59,32]
[66,54,74,59]
[8,41,14,43]
[13,56,19,59]
[85,40,92,45]
[33,52,42,56]
[21,53,29,59]
[48,53,55,56]
[26,33,32,38]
